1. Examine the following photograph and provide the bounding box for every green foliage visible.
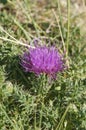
[0,0,7,4]
[0,0,86,130]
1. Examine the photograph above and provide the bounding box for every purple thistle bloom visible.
[20,45,65,78]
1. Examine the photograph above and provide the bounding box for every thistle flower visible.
[20,45,65,78]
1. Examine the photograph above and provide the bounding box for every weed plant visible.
[0,0,86,130]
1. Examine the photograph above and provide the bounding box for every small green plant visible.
[0,0,7,4]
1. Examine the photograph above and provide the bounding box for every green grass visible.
[0,0,86,130]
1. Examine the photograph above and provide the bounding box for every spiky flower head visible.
[20,45,65,78]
